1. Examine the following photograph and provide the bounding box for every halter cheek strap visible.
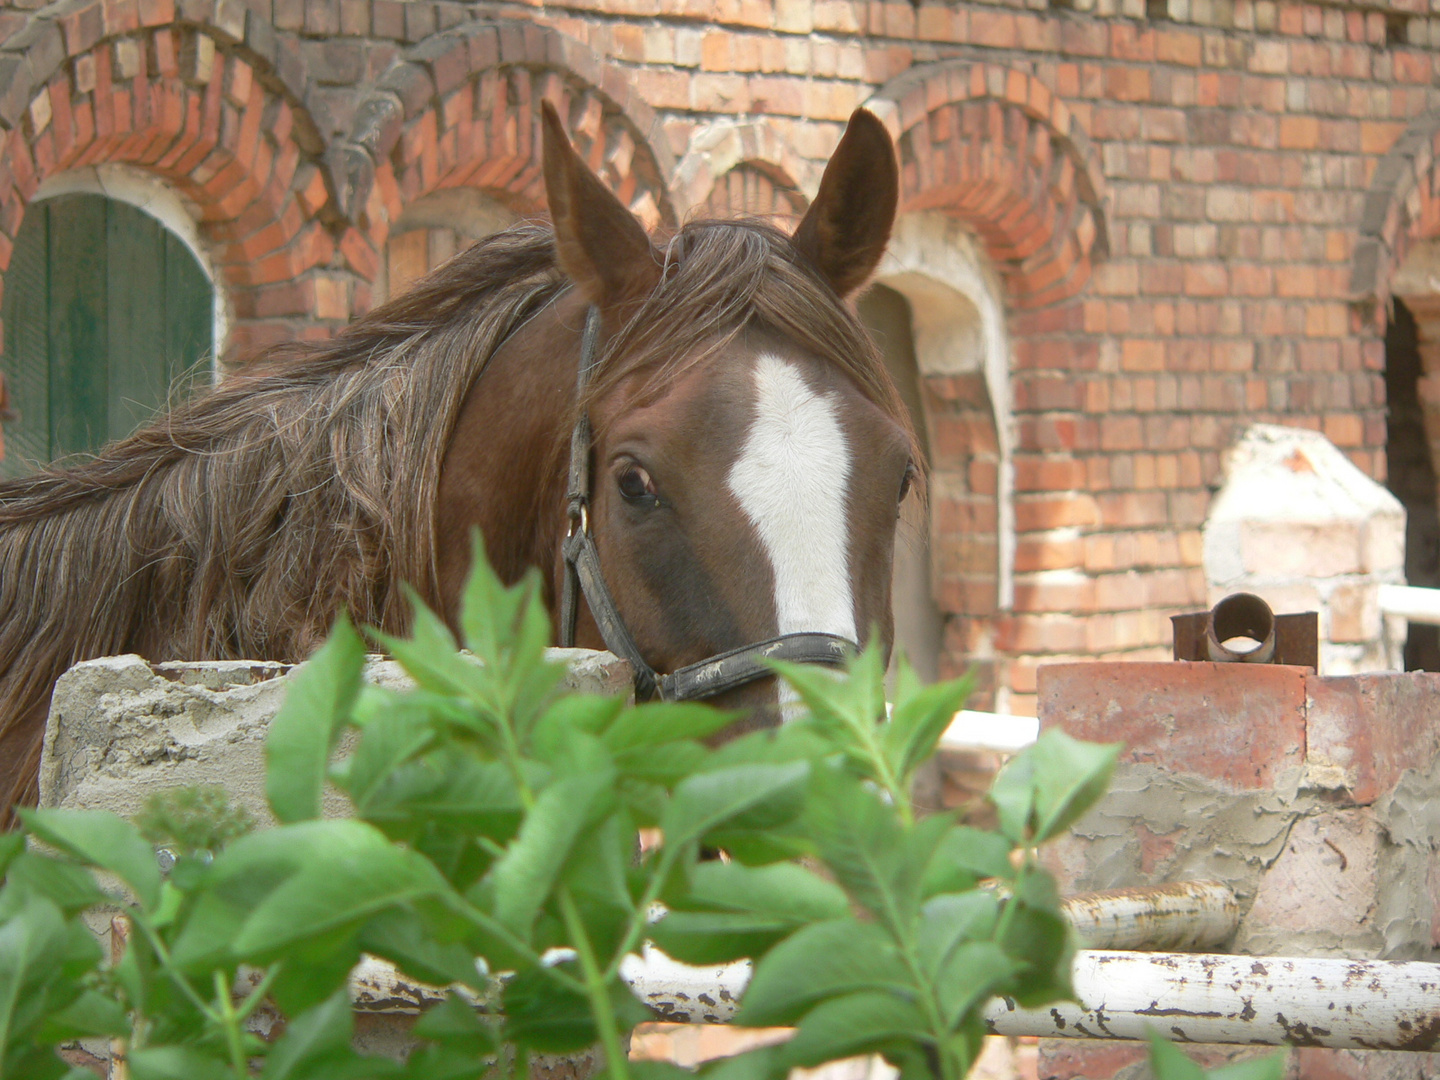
[557,305,854,703]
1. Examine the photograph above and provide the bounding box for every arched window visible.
[1,185,213,477]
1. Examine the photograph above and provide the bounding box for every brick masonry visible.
[1038,659,1440,1079]
[1,0,1439,702]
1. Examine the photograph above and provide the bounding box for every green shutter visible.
[0,194,213,478]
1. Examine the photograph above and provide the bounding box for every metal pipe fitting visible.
[1205,592,1276,663]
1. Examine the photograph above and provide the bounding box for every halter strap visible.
[556,304,854,702]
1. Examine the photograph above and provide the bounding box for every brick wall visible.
[1,0,1439,706]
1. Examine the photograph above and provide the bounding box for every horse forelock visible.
[580,218,919,464]
[0,225,565,820]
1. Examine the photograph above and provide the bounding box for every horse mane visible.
[0,215,912,819]
[0,224,565,814]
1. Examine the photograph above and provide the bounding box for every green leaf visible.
[260,988,354,1080]
[780,991,931,1068]
[916,891,1001,980]
[127,1047,234,1080]
[230,828,453,957]
[266,614,366,824]
[334,691,438,810]
[989,729,1120,845]
[602,703,739,754]
[997,869,1073,1007]
[677,860,849,922]
[733,920,910,1027]
[412,992,497,1055]
[18,808,161,911]
[933,941,1020,1029]
[358,908,488,991]
[358,754,524,843]
[1144,1031,1208,1080]
[36,989,128,1042]
[489,770,614,937]
[0,834,24,878]
[655,861,849,964]
[373,590,488,703]
[884,669,974,785]
[922,826,1015,897]
[501,966,595,1054]
[1,853,107,915]
[0,895,68,1051]
[800,765,945,936]
[662,763,809,851]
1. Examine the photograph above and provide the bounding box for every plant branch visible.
[558,887,631,1080]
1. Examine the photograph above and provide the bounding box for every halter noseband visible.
[557,306,855,702]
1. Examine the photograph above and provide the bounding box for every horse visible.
[0,102,917,824]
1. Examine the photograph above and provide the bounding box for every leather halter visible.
[557,306,855,702]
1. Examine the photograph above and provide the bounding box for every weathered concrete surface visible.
[39,648,632,1077]
[39,648,632,825]
[1037,661,1440,1080]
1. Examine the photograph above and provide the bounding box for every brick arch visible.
[671,119,812,223]
[331,20,676,284]
[0,17,339,356]
[1349,109,1440,310]
[864,62,1109,311]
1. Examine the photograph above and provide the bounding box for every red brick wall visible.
[1,0,1438,707]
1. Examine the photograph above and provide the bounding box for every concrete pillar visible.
[1036,661,1440,1079]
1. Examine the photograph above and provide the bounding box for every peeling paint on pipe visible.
[351,945,1440,1052]
[1062,881,1239,952]
[984,951,1440,1050]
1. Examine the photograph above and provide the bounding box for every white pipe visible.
[1061,882,1238,951]
[1379,584,1440,627]
[938,710,1038,753]
[983,950,1440,1051]
[350,945,1440,1051]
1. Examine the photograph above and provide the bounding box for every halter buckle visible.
[566,502,589,539]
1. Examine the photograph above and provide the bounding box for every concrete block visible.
[39,649,632,825]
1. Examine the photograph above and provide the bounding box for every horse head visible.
[438,103,916,725]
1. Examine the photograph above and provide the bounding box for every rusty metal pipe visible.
[1205,592,1277,663]
[1061,881,1239,951]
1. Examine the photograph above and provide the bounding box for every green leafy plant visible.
[0,534,1254,1080]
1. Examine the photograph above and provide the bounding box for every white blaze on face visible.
[727,354,856,714]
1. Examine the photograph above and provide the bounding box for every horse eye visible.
[898,464,916,503]
[618,465,658,504]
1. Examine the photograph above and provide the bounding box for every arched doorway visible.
[1,192,213,477]
[1385,296,1440,670]
[375,189,519,304]
[858,284,945,685]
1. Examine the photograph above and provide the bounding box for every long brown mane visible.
[0,214,911,820]
[0,226,564,814]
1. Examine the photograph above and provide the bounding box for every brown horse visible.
[0,103,915,822]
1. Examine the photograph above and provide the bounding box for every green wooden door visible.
[0,194,212,478]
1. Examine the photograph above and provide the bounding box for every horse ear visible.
[541,100,661,308]
[792,108,899,298]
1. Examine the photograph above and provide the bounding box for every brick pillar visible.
[1035,661,1440,1080]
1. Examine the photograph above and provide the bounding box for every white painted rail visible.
[938,709,1037,753]
[1379,584,1440,627]
[615,950,1440,1051]
[983,950,1440,1051]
